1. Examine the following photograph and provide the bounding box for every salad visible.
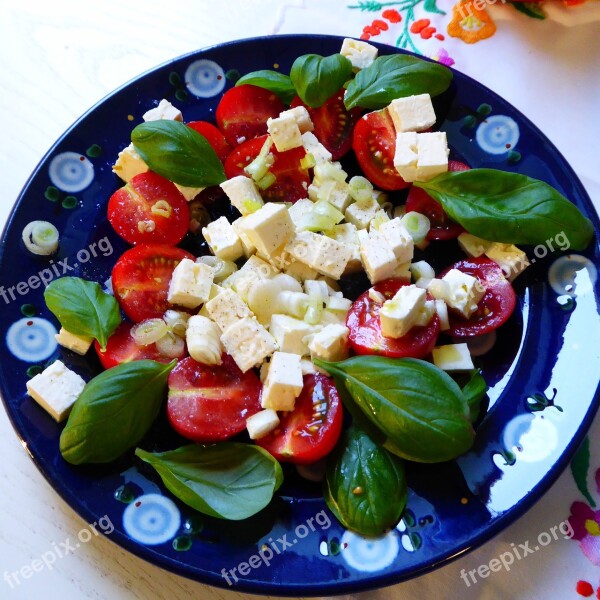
[24,38,594,537]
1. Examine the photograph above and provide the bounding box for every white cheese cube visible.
[288,198,315,229]
[387,94,436,133]
[432,343,474,372]
[284,260,319,282]
[326,296,352,312]
[168,258,214,309]
[442,269,486,318]
[202,217,244,261]
[378,218,414,263]
[240,254,279,279]
[198,284,224,317]
[26,360,86,422]
[415,277,433,290]
[393,261,412,281]
[427,278,451,302]
[112,143,148,183]
[174,184,204,201]
[302,131,333,164]
[415,132,449,181]
[221,317,277,373]
[414,299,435,327]
[267,115,303,152]
[359,231,397,284]
[206,289,254,332]
[220,175,264,216]
[300,358,318,375]
[270,314,313,356]
[186,315,223,365]
[380,284,427,338]
[435,299,450,331]
[261,351,304,411]
[313,161,347,185]
[393,132,418,182]
[143,99,183,122]
[328,223,361,273]
[239,203,294,258]
[280,106,314,134]
[485,243,530,281]
[256,244,291,270]
[458,233,492,258]
[308,324,349,362]
[368,288,386,304]
[232,216,257,257]
[345,196,379,229]
[340,38,378,70]
[54,328,93,355]
[246,409,280,440]
[286,231,353,280]
[310,180,353,212]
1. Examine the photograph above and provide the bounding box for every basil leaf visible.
[290,54,353,108]
[344,54,453,110]
[324,426,407,537]
[44,276,121,351]
[461,369,488,423]
[60,360,175,464]
[131,120,226,187]
[314,356,475,463]
[236,70,297,104]
[414,169,594,250]
[135,443,283,520]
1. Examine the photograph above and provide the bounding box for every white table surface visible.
[1,2,599,599]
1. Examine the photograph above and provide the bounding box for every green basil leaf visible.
[324,426,407,537]
[60,360,175,464]
[135,443,283,520]
[461,369,488,423]
[44,276,121,351]
[290,53,353,108]
[314,356,475,462]
[344,54,453,110]
[131,120,226,187]
[236,70,297,104]
[414,169,594,250]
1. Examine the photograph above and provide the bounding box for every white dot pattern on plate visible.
[48,152,94,193]
[122,493,181,545]
[475,115,520,155]
[6,317,57,362]
[340,530,399,572]
[185,60,226,98]
[548,254,597,297]
[502,414,558,463]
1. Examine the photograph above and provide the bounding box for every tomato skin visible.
[256,374,343,465]
[352,109,411,191]
[291,90,361,160]
[347,278,440,358]
[216,84,285,147]
[405,160,469,241]
[167,355,262,443]
[224,134,310,203]
[439,257,517,338]
[186,121,232,163]
[108,172,190,246]
[111,244,194,322]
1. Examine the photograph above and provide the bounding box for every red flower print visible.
[382,9,402,23]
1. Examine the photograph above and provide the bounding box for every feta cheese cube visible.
[202,217,244,261]
[26,360,86,422]
[457,233,492,258]
[359,231,397,284]
[485,243,530,281]
[300,358,318,375]
[427,278,451,301]
[308,324,349,362]
[246,409,280,440]
[326,296,352,313]
[167,258,214,309]
[432,343,474,372]
[280,106,314,134]
[221,317,277,373]
[288,198,315,229]
[186,315,223,365]
[257,244,292,270]
[269,314,313,355]
[302,131,333,164]
[112,143,148,183]
[415,132,449,181]
[239,203,294,258]
[309,180,353,212]
[284,260,319,282]
[387,94,436,133]
[368,288,386,304]
[393,261,412,281]
[206,289,254,332]
[393,132,418,182]
[198,284,224,317]
[286,231,352,280]
[220,175,264,216]
[232,216,257,257]
[378,218,414,263]
[414,299,436,327]
[442,268,486,318]
[267,115,303,152]
[434,299,450,331]
[340,38,378,70]
[174,184,204,201]
[143,99,182,122]
[345,196,379,230]
[380,284,427,338]
[261,351,304,411]
[54,328,93,355]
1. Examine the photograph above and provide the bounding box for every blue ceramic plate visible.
[1,35,599,596]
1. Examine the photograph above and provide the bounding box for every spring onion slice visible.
[22,221,59,255]
[401,211,431,244]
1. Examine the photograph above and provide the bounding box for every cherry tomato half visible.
[216,84,285,147]
[167,355,262,442]
[347,278,440,358]
[256,374,343,465]
[291,89,361,160]
[439,257,517,338]
[224,134,310,203]
[186,121,232,163]
[352,109,411,191]
[108,172,190,246]
[111,244,194,322]
[405,160,469,241]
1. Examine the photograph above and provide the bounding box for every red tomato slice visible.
[167,355,262,442]
[291,90,361,160]
[186,121,232,163]
[405,160,469,241]
[94,322,185,369]
[347,278,440,358]
[352,109,411,191]
[216,84,285,147]
[224,134,310,203]
[112,244,194,322]
[439,257,517,338]
[107,172,190,246]
[256,374,343,465]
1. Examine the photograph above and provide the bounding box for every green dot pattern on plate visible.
[329,537,341,556]
[403,508,416,528]
[183,515,204,535]
[20,304,37,317]
[409,532,422,550]
[26,365,43,378]
[463,115,477,128]
[62,196,78,209]
[175,89,188,102]
[86,144,102,158]
[225,69,240,82]
[169,71,182,86]
[114,484,136,504]
[477,103,492,117]
[507,150,522,163]
[173,535,193,552]
[44,186,60,202]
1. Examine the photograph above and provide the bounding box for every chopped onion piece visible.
[156,332,186,358]
[401,211,431,244]
[131,319,168,346]
[196,256,237,282]
[163,310,191,337]
[22,221,59,255]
